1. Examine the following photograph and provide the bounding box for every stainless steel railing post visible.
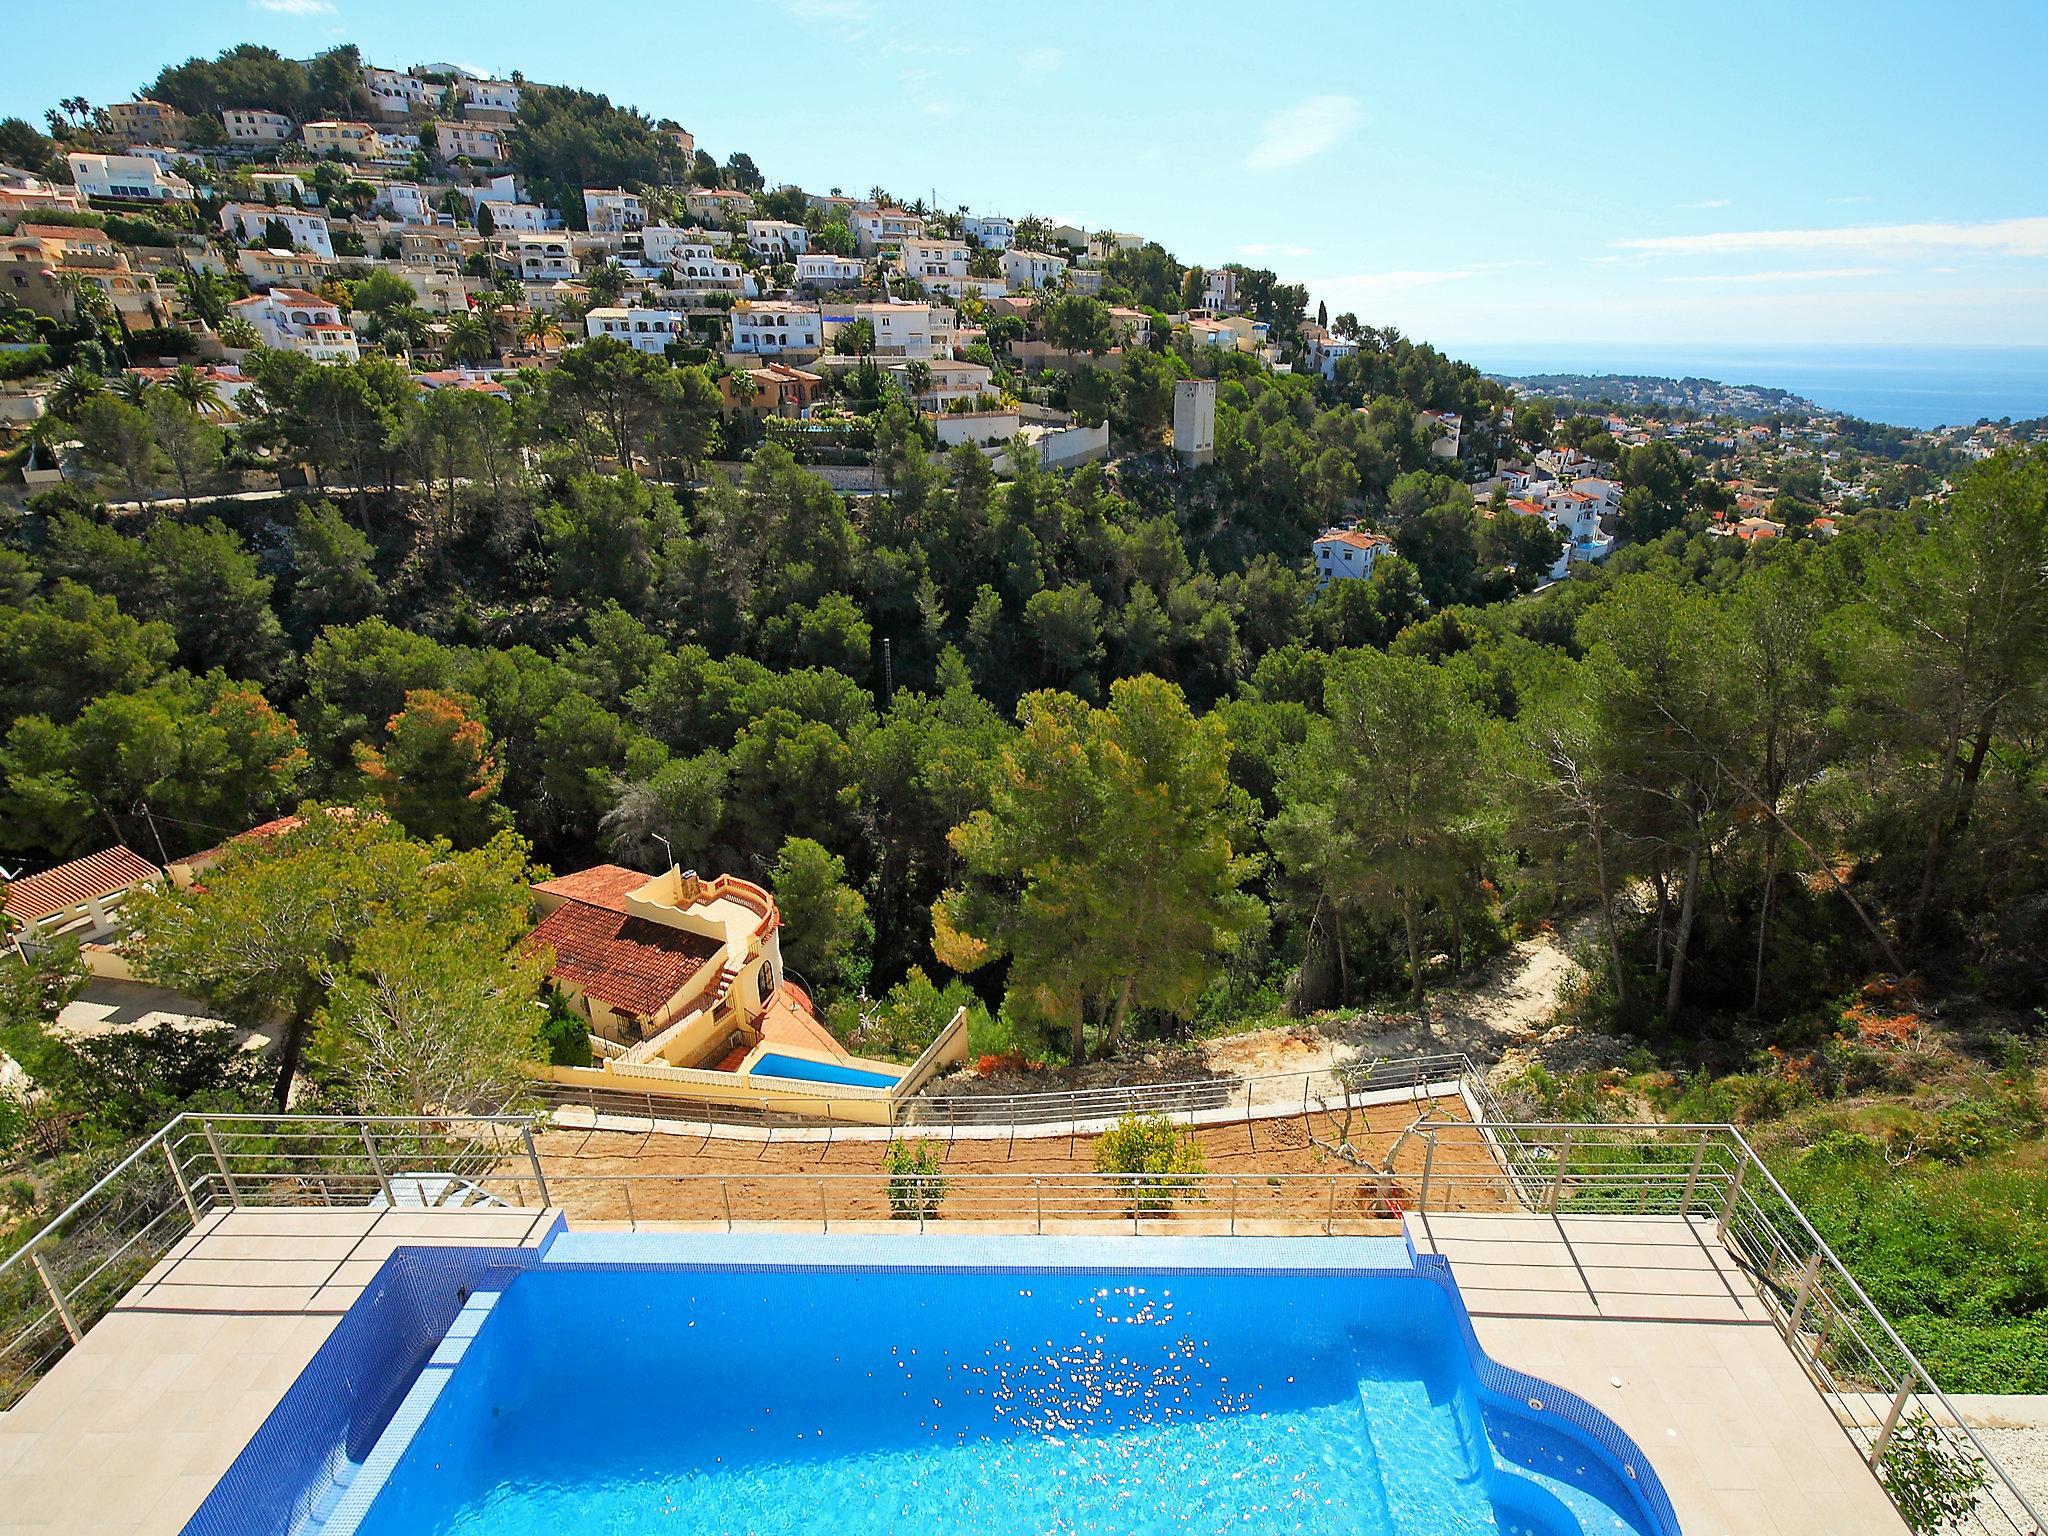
[202,1119,241,1208]
[163,1139,201,1225]
[520,1126,551,1207]
[31,1254,80,1344]
[362,1124,394,1207]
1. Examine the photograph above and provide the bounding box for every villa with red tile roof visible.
[1312,526,1393,588]
[2,846,160,954]
[527,864,844,1072]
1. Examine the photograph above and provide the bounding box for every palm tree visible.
[111,370,152,408]
[49,365,106,419]
[165,363,223,417]
[584,260,627,308]
[519,309,560,353]
[443,310,494,366]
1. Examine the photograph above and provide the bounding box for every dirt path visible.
[1203,923,1590,1101]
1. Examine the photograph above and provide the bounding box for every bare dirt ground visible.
[529,1093,1508,1226]
[944,918,1597,1110]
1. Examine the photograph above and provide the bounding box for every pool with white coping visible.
[189,1233,1680,1536]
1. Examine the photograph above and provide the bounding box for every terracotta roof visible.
[179,814,308,867]
[534,864,650,914]
[4,846,159,925]
[1316,528,1390,553]
[526,901,720,1018]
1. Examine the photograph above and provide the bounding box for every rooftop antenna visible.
[651,832,674,872]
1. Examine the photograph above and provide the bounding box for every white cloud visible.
[1244,95,1365,171]
[1658,266,1887,285]
[254,0,335,13]
[1828,194,1874,205]
[1021,47,1064,77]
[898,69,960,120]
[1676,198,1731,209]
[1613,216,2048,260]
[1240,242,1315,259]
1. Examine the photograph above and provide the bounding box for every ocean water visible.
[1452,343,2048,431]
[350,1266,1657,1536]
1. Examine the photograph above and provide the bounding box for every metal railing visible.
[0,1112,545,1410]
[1,1093,2041,1535]
[538,1052,1477,1133]
[1390,1117,2047,1536]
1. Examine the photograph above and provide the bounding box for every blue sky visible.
[5,0,2045,347]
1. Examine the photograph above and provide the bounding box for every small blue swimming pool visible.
[751,1051,902,1088]
[327,1252,1674,1536]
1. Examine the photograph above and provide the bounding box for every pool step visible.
[1354,1375,1498,1535]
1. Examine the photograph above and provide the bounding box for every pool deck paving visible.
[0,1204,1917,1536]
[1410,1209,1912,1536]
[0,1206,556,1536]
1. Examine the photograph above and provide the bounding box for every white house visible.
[795,253,865,290]
[248,170,313,204]
[961,214,1015,250]
[1313,527,1393,588]
[659,238,748,294]
[1418,409,1462,459]
[890,356,993,409]
[1310,334,1359,380]
[220,203,334,259]
[363,66,431,117]
[729,301,825,356]
[1002,248,1067,289]
[1204,268,1240,311]
[460,78,522,116]
[583,188,645,234]
[477,200,550,233]
[833,301,954,360]
[848,206,924,254]
[899,237,972,284]
[228,288,360,361]
[1570,476,1623,515]
[746,219,808,257]
[67,152,193,203]
[1504,498,1582,582]
[223,107,292,145]
[585,305,689,356]
[503,234,575,280]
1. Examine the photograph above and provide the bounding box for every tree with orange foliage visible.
[355,688,509,848]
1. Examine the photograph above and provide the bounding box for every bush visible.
[1092,1112,1206,1211]
[125,327,199,360]
[0,345,50,380]
[101,214,174,247]
[882,1137,946,1220]
[537,991,593,1068]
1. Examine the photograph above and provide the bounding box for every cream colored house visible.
[528,866,805,1065]
[3,847,160,957]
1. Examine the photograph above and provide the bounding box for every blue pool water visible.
[346,1264,1664,1536]
[751,1052,902,1088]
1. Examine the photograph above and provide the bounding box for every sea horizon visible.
[1442,341,2048,432]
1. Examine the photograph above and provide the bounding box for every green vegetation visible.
[882,1137,946,1220]
[1093,1112,1206,1210]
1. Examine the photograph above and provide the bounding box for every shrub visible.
[883,1137,946,1220]
[537,991,593,1068]
[1093,1113,1206,1211]
[1878,1413,1989,1535]
[0,345,50,380]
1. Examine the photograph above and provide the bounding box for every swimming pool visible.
[750,1051,902,1088]
[320,1246,1674,1536]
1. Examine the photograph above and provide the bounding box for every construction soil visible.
[528,1092,1511,1226]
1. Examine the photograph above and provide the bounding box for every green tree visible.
[769,835,871,995]
[70,395,157,505]
[1272,649,1487,1010]
[145,393,224,510]
[936,675,1259,1060]
[133,808,536,1105]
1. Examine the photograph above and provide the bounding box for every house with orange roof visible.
[1313,526,1394,588]
[3,847,161,956]
[526,864,811,1063]
[229,288,360,361]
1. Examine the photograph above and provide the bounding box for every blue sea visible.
[1451,343,2048,431]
